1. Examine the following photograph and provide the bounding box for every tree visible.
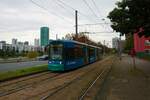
[65,33,74,40]
[108,0,150,37]
[124,33,134,51]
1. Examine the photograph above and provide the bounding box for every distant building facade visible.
[34,39,39,47]
[12,39,17,46]
[0,41,6,50]
[34,38,41,51]
[134,33,150,55]
[0,38,44,53]
[40,27,49,47]
[112,37,120,49]
[12,39,18,51]
[17,42,24,52]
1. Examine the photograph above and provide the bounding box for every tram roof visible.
[49,40,101,49]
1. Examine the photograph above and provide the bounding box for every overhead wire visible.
[77,22,111,26]
[30,0,73,24]
[82,0,99,18]
[82,0,112,32]
[91,0,102,17]
[30,0,113,35]
[57,0,76,11]
[56,0,98,23]
[45,0,75,23]
[54,0,74,16]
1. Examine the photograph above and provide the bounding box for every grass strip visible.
[0,64,48,82]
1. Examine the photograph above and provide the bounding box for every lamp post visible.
[119,33,122,60]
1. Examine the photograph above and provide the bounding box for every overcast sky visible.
[0,0,121,46]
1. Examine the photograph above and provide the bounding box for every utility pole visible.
[118,34,122,60]
[103,40,105,57]
[75,10,78,39]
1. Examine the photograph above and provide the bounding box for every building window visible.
[145,40,150,46]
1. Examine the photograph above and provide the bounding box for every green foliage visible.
[38,51,44,56]
[0,65,48,81]
[124,34,134,51]
[27,51,38,58]
[0,49,17,58]
[108,0,150,37]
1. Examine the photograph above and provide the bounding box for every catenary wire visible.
[30,0,73,24]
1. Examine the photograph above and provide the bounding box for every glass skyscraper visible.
[40,27,49,46]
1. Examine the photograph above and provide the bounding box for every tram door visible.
[83,46,88,64]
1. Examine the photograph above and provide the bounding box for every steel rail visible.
[79,66,111,100]
[0,73,60,97]
[0,71,49,87]
[39,61,111,100]
[39,57,113,100]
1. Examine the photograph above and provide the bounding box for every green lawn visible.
[0,64,48,82]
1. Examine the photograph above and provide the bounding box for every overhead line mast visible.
[75,10,78,38]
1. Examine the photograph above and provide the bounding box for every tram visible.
[48,40,102,71]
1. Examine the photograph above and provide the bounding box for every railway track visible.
[0,72,60,97]
[25,70,87,100]
[0,69,84,99]
[39,73,85,100]
[38,65,110,100]
[0,56,114,100]
[0,71,49,87]
[38,57,114,100]
[79,66,112,100]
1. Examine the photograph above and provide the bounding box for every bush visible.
[27,51,38,58]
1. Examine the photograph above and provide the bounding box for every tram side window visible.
[74,47,83,59]
[66,48,75,60]
[65,46,83,60]
[89,48,95,57]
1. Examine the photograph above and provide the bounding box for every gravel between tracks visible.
[46,57,114,100]
[0,56,114,100]
[0,72,59,97]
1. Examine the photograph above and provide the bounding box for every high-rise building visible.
[12,39,17,46]
[34,39,39,47]
[40,27,49,46]
[18,42,24,52]
[0,41,6,50]
[12,39,17,51]
[24,41,29,46]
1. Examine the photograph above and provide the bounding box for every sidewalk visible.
[96,54,150,100]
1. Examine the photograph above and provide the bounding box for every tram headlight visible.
[49,61,52,64]
[59,61,62,64]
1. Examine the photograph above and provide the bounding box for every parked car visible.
[37,55,48,60]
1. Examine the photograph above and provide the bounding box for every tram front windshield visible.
[50,44,63,60]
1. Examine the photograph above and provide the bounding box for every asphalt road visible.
[0,60,48,72]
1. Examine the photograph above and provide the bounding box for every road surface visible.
[0,60,48,72]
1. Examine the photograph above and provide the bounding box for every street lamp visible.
[118,33,122,60]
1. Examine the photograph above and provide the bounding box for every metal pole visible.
[103,40,105,57]
[119,34,122,60]
[75,10,78,39]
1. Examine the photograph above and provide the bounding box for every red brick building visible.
[134,32,150,57]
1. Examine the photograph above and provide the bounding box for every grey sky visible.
[0,0,121,46]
